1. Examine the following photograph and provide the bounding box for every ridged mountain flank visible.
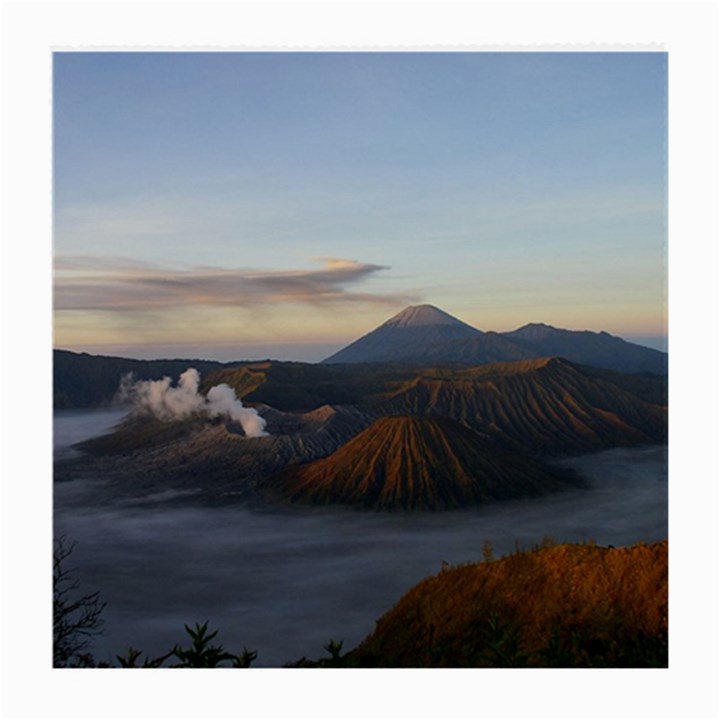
[372,357,667,452]
[322,305,481,364]
[261,415,579,511]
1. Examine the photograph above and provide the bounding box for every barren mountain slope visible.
[373,357,667,452]
[262,415,580,510]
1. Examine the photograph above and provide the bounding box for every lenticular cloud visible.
[118,368,268,438]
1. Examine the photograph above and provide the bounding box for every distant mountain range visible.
[54,305,667,512]
[67,354,667,510]
[322,305,667,375]
[53,306,665,409]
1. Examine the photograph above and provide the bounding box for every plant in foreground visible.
[117,622,257,668]
[53,535,107,668]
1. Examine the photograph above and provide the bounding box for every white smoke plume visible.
[118,368,268,437]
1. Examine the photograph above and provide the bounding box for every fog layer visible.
[54,412,667,667]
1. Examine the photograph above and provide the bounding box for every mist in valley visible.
[54,408,129,458]
[54,410,668,667]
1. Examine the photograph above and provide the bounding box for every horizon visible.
[53,52,667,357]
[53,302,669,363]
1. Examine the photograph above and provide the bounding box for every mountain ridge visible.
[373,356,667,452]
[322,305,667,374]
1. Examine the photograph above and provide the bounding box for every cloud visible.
[54,256,163,272]
[54,256,411,311]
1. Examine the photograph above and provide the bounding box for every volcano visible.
[322,305,482,364]
[321,305,667,374]
[261,415,578,510]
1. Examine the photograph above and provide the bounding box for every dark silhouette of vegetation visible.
[116,647,174,668]
[320,639,347,667]
[53,535,107,668]
[284,638,358,668]
[116,622,257,668]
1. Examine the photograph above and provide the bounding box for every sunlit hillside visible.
[349,540,668,667]
[263,415,580,510]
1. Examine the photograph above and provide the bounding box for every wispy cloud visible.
[54,255,164,272]
[54,256,413,311]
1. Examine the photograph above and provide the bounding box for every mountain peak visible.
[382,305,475,329]
[322,304,481,364]
[507,323,565,341]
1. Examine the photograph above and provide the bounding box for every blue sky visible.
[53,52,667,360]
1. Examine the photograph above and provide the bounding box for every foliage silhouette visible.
[321,639,346,667]
[116,622,257,668]
[53,536,107,668]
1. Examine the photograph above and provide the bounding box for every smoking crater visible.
[118,368,268,438]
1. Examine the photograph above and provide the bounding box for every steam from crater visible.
[118,368,268,437]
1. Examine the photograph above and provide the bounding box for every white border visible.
[1,2,718,719]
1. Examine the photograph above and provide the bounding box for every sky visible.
[53,51,668,361]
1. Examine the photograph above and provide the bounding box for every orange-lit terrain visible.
[347,540,668,667]
[372,357,667,451]
[263,415,580,510]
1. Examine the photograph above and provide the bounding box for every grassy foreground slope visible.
[348,541,667,668]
